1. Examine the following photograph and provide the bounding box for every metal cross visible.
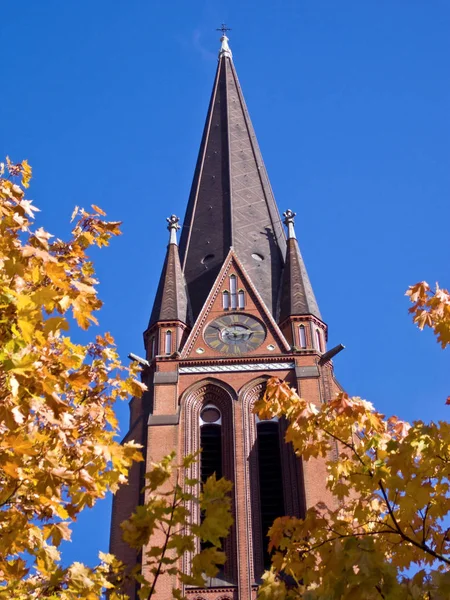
[216,23,232,35]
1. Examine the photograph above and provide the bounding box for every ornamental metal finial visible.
[283,209,297,240]
[166,214,180,245]
[216,23,232,35]
[217,23,232,59]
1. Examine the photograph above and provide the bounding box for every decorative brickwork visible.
[110,34,345,600]
[181,379,238,585]
[240,377,304,579]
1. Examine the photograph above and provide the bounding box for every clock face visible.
[204,314,266,355]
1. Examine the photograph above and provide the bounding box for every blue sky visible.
[2,0,449,570]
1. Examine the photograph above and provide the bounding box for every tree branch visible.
[146,472,179,598]
[378,480,450,566]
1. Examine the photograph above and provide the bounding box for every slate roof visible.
[178,45,286,320]
[279,237,322,322]
[149,241,190,326]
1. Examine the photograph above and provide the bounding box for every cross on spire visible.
[217,23,233,59]
[216,23,231,36]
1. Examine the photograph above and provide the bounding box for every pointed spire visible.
[278,209,322,322]
[179,34,286,320]
[148,215,190,327]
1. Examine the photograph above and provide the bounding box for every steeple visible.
[279,209,322,322]
[148,215,190,327]
[179,32,286,320]
[112,32,343,600]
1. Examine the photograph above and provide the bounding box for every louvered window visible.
[257,420,285,568]
[200,406,222,551]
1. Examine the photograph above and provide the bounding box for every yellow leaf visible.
[3,462,20,478]
[72,280,97,295]
[43,316,70,334]
[71,205,80,222]
[9,376,19,398]
[21,159,32,188]
[8,436,36,455]
[50,522,71,546]
[11,406,25,424]
[91,204,106,216]
[59,295,72,311]
[32,287,57,308]
[17,318,35,343]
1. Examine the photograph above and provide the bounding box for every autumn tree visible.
[0,159,232,599]
[257,283,450,599]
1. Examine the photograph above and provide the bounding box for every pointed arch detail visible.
[240,376,304,580]
[180,379,237,584]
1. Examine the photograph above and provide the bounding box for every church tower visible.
[110,32,343,600]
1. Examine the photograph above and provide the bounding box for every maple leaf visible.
[0,158,146,596]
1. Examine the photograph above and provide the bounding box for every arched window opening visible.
[315,329,323,353]
[222,291,230,310]
[200,404,222,482]
[238,290,245,309]
[299,325,306,348]
[149,336,156,358]
[230,275,237,309]
[257,420,285,568]
[200,405,222,552]
[165,330,172,355]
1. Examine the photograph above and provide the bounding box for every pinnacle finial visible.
[283,209,297,240]
[217,23,232,59]
[167,214,180,245]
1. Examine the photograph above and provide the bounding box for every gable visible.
[181,250,290,360]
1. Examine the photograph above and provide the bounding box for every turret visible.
[144,215,191,360]
[278,209,327,353]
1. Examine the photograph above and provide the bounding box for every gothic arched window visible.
[165,330,172,355]
[222,290,230,310]
[200,405,222,482]
[238,290,245,309]
[199,405,223,553]
[183,382,237,583]
[315,329,323,353]
[149,336,156,358]
[256,418,285,568]
[298,325,306,348]
[230,275,237,309]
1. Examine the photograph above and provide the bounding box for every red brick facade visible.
[110,34,343,600]
[110,255,341,599]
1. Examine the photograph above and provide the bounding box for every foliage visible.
[406,282,450,350]
[5,155,449,599]
[0,158,233,598]
[256,282,450,599]
[0,157,146,597]
[120,452,233,600]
